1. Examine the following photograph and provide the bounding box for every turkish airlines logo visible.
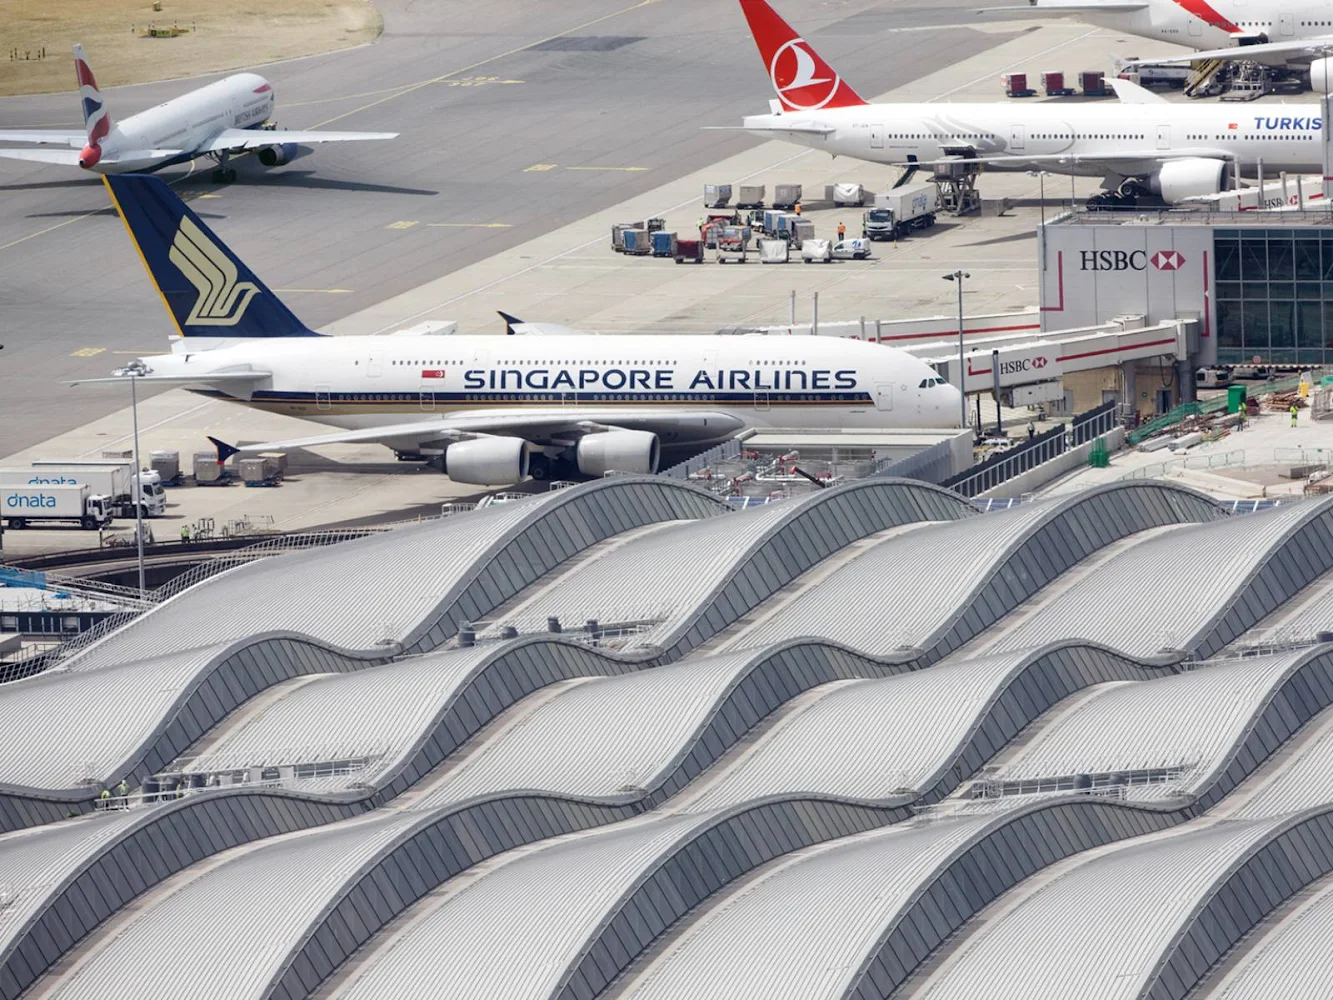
[1151,250,1186,271]
[769,38,840,110]
[169,216,260,327]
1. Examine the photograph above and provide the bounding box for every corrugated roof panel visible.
[1206,878,1333,1000]
[46,811,419,1000]
[410,651,764,809]
[1233,711,1333,819]
[994,652,1306,787]
[337,814,712,1000]
[992,502,1320,656]
[732,499,1067,655]
[622,817,991,1000]
[0,644,229,788]
[681,651,1033,811]
[915,818,1286,1000]
[188,645,498,780]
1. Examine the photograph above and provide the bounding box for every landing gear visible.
[1087,180,1149,210]
[528,454,553,481]
[209,151,237,184]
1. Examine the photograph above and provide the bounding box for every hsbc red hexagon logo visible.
[1032,356,1048,369]
[1150,250,1186,271]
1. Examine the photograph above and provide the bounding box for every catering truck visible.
[23,460,165,518]
[1,484,113,530]
[862,182,939,241]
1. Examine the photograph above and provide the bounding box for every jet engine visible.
[1310,57,1333,94]
[575,430,661,477]
[257,142,299,167]
[444,437,529,486]
[1150,158,1231,204]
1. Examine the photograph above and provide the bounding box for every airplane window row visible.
[391,360,448,365]
[1033,134,1145,140]
[891,134,994,140]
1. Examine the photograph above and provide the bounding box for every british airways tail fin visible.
[738,0,866,112]
[102,173,323,342]
[73,44,113,169]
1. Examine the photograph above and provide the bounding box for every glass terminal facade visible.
[1214,228,1333,365]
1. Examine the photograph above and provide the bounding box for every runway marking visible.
[426,223,512,229]
[386,220,420,230]
[273,288,353,293]
[567,166,649,172]
[198,193,223,199]
[112,350,158,355]
[524,163,558,172]
[70,347,106,358]
[307,0,657,129]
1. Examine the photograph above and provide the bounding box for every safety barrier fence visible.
[970,762,1200,799]
[1119,449,1248,482]
[941,425,1067,499]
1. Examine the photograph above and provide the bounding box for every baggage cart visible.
[761,209,783,233]
[800,238,832,263]
[758,239,789,264]
[1041,71,1075,96]
[675,239,704,264]
[772,183,802,210]
[788,219,815,244]
[611,221,643,251]
[736,184,765,209]
[651,231,678,257]
[832,183,864,206]
[646,217,665,233]
[716,226,752,263]
[1081,70,1108,96]
[704,183,733,208]
[150,450,181,486]
[193,452,231,486]
[1002,72,1035,97]
[621,228,652,255]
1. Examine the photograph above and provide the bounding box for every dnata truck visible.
[1,484,113,530]
[24,460,165,518]
[862,182,939,241]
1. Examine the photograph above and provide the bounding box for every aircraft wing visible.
[233,408,748,453]
[203,128,398,152]
[66,372,273,386]
[0,130,85,147]
[1125,37,1333,64]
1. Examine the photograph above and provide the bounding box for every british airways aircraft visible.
[730,0,1333,206]
[76,174,962,486]
[0,45,394,181]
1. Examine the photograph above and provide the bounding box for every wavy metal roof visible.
[733,482,1223,658]
[1206,878,1333,1000]
[481,480,975,658]
[1232,708,1333,819]
[993,497,1333,657]
[915,817,1290,1000]
[993,652,1309,791]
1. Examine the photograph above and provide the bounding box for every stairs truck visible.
[862,182,939,241]
[24,460,166,518]
[1,484,113,530]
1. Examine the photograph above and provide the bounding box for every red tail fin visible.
[738,0,866,111]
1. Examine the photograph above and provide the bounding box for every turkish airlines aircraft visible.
[731,0,1330,205]
[0,45,394,181]
[979,0,1333,79]
[78,174,962,486]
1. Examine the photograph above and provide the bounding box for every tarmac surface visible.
[0,0,1018,454]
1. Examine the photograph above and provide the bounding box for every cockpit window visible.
[920,377,947,388]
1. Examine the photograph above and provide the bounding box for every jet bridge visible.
[915,318,1194,397]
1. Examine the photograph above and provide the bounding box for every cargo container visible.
[772,184,802,209]
[621,229,652,255]
[832,183,865,206]
[675,239,704,264]
[704,184,733,208]
[800,238,832,263]
[651,231,678,257]
[758,239,789,264]
[736,184,765,209]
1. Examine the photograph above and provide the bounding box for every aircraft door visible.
[871,124,885,149]
[368,349,384,378]
[875,384,894,411]
[420,390,435,411]
[1280,12,1295,34]
[316,386,332,412]
[754,391,771,412]
[1010,125,1026,151]
[1156,124,1170,149]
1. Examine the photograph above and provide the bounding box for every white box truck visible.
[863,182,939,240]
[26,460,165,518]
[1,484,113,530]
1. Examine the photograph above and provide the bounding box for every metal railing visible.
[1119,449,1248,482]
[971,761,1200,800]
[941,424,1067,499]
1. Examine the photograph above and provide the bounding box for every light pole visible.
[943,271,970,430]
[116,360,149,596]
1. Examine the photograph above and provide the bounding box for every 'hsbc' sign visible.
[1079,249,1186,272]
[998,356,1049,376]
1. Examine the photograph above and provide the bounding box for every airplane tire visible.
[528,454,552,481]
[9,518,26,530]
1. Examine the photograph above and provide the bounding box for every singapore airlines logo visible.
[769,38,840,110]
[168,216,260,326]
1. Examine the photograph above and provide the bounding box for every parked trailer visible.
[1,483,113,530]
[863,182,939,240]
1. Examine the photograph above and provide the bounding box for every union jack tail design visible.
[73,44,112,148]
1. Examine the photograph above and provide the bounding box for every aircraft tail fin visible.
[74,44,112,168]
[737,0,866,112]
[102,173,324,342]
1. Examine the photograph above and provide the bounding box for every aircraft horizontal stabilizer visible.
[65,371,272,387]
[0,148,84,165]
[0,130,85,147]
[203,128,397,153]
[705,124,837,135]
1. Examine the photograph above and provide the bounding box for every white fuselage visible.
[145,334,963,434]
[743,102,1324,178]
[1078,3,1237,50]
[94,73,274,173]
